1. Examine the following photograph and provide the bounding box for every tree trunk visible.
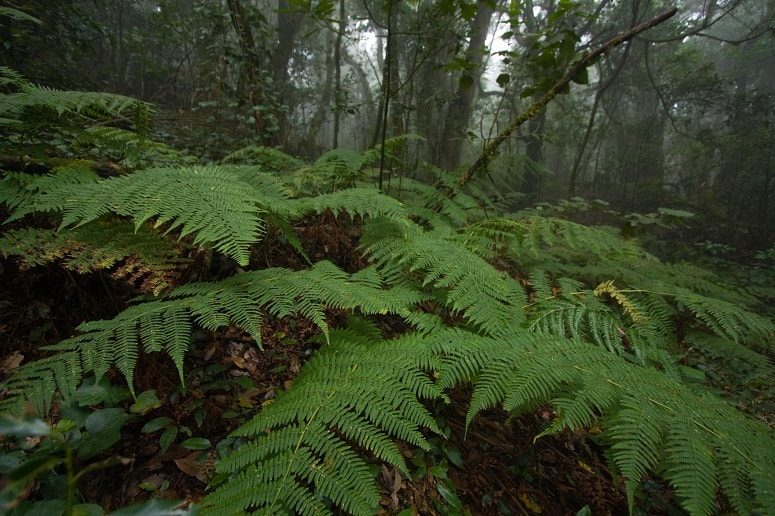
[332,0,345,148]
[226,0,266,140]
[437,0,494,170]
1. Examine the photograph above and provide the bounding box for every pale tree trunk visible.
[437,0,494,170]
[332,0,345,148]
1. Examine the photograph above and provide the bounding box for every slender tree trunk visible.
[226,0,266,139]
[307,33,335,153]
[437,0,494,170]
[332,0,345,148]
[343,49,375,150]
[272,0,305,145]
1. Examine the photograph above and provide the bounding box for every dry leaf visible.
[1,351,24,373]
[175,452,207,481]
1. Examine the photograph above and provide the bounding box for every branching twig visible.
[459,7,678,187]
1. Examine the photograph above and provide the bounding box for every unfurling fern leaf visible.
[0,262,423,414]
[204,329,443,515]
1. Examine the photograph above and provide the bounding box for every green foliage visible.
[204,328,443,515]
[221,145,305,173]
[361,217,525,336]
[0,222,181,293]
[2,80,774,515]
[0,67,148,130]
[427,327,775,514]
[74,126,197,168]
[0,261,422,414]
[55,166,265,266]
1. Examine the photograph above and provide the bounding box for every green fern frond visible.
[75,126,195,167]
[0,66,34,89]
[1,165,99,222]
[684,332,773,370]
[0,221,182,293]
[222,145,305,173]
[0,262,422,413]
[424,328,775,515]
[0,83,148,122]
[674,288,774,343]
[204,329,443,515]
[58,166,266,266]
[362,217,525,336]
[528,296,630,355]
[466,216,647,264]
[293,187,406,221]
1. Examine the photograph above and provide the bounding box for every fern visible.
[427,327,775,515]
[294,187,406,221]
[1,165,99,222]
[222,145,305,173]
[0,75,148,130]
[0,262,423,414]
[361,217,525,336]
[673,287,774,344]
[204,328,443,515]
[0,222,182,293]
[58,166,266,266]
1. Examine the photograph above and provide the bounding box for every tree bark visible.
[437,0,494,170]
[332,0,345,148]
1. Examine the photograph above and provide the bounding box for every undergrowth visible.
[1,70,774,515]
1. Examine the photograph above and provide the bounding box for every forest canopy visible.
[0,0,774,515]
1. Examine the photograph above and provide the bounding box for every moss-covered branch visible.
[459,7,678,187]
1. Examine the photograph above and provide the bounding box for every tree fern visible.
[0,262,423,414]
[204,328,443,515]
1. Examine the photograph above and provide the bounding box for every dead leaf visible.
[1,351,24,373]
[289,355,300,374]
[174,452,207,481]
[519,492,542,513]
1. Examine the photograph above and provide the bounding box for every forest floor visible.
[0,213,680,515]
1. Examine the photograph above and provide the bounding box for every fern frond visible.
[684,332,773,370]
[205,330,443,515]
[0,84,148,122]
[0,221,182,293]
[221,145,305,173]
[362,217,525,336]
[424,328,775,515]
[674,288,774,344]
[293,187,406,221]
[528,296,629,355]
[0,66,34,89]
[0,262,422,413]
[1,165,99,222]
[593,280,648,325]
[466,216,647,264]
[59,166,266,266]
